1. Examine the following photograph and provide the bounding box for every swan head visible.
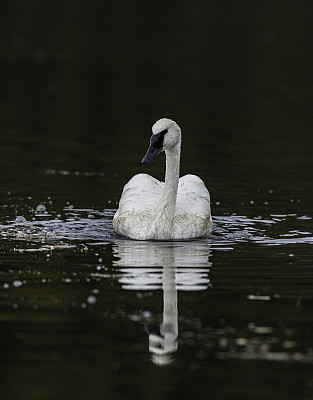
[141,118,181,165]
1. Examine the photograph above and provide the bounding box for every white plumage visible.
[113,118,213,240]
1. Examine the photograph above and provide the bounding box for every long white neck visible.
[161,143,181,216]
[150,142,181,239]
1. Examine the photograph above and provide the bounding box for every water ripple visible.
[0,204,312,247]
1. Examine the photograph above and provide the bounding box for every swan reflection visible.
[113,240,212,366]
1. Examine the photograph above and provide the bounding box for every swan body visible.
[113,118,212,240]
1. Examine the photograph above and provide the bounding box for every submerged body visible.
[113,118,212,240]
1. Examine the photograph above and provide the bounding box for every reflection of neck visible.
[149,264,178,366]
[161,265,178,346]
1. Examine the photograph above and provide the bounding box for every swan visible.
[113,118,213,240]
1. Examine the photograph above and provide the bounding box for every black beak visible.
[141,143,162,165]
[141,130,166,165]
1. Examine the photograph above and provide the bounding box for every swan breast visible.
[113,173,163,239]
[113,173,212,240]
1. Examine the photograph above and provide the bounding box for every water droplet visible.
[86,295,97,305]
[36,204,46,213]
[219,337,229,349]
[282,340,297,349]
[15,216,27,224]
[88,214,95,219]
[3,283,9,289]
[235,338,247,346]
[247,294,271,301]
[13,280,22,288]
[142,310,152,318]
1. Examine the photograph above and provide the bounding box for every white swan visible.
[113,118,212,240]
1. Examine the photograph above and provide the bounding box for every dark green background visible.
[1,0,313,202]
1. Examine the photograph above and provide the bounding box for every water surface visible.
[1,1,313,399]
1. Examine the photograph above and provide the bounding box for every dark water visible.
[1,1,313,399]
